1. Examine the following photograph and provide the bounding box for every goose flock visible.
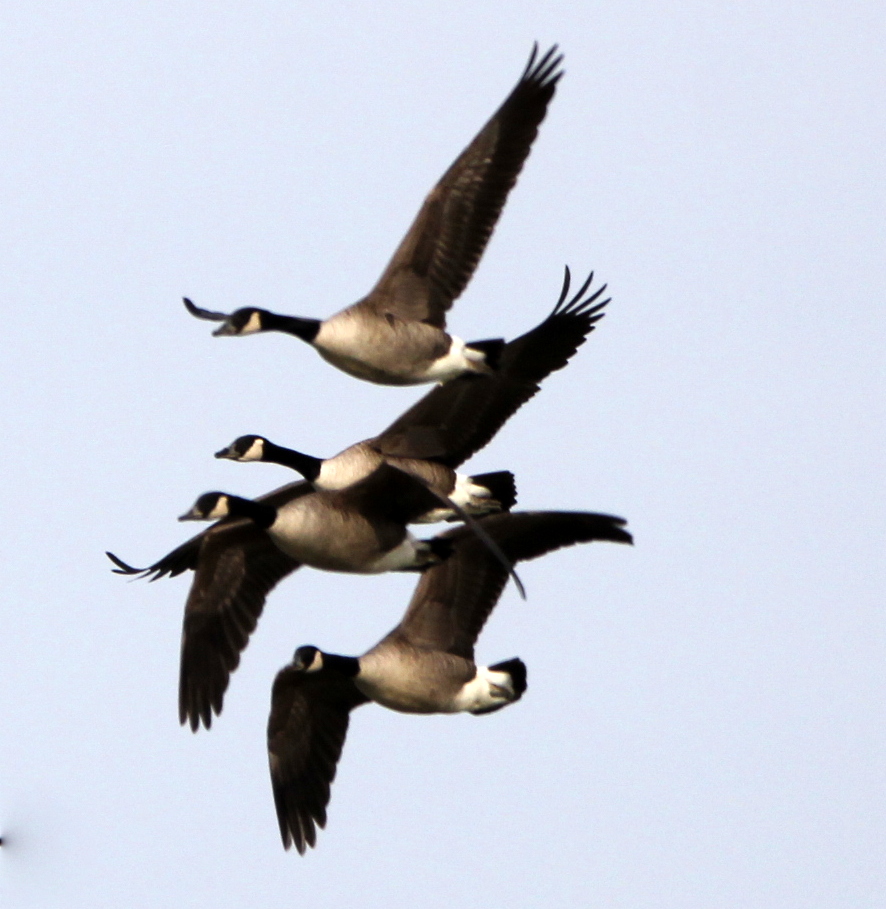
[109,44,632,855]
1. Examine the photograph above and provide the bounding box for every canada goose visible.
[108,479,308,731]
[216,434,516,524]
[267,510,633,853]
[184,45,563,385]
[214,266,607,518]
[108,465,521,730]
[176,466,451,574]
[179,463,522,583]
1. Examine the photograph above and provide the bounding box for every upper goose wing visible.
[107,481,311,731]
[393,511,633,659]
[268,664,369,854]
[365,45,563,326]
[372,267,608,465]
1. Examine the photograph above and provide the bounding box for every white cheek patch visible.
[206,497,230,520]
[242,438,265,461]
[239,311,263,335]
[309,650,324,672]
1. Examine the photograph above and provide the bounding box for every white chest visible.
[315,446,381,489]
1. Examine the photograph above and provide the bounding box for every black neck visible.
[262,441,323,482]
[262,312,321,343]
[226,495,277,530]
[324,653,361,678]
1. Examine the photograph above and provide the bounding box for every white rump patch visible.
[366,533,428,572]
[414,474,494,523]
[421,336,482,383]
[451,666,515,713]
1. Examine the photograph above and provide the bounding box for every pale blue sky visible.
[2,3,884,907]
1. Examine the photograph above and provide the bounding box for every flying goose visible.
[108,479,307,731]
[184,44,563,385]
[214,266,607,519]
[176,465,453,575]
[267,510,633,853]
[108,465,520,730]
[216,434,516,524]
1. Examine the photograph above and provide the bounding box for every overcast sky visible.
[2,2,884,907]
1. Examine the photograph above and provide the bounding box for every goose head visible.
[215,435,267,462]
[178,491,276,528]
[289,645,360,679]
[178,492,233,522]
[212,308,268,337]
[291,645,325,673]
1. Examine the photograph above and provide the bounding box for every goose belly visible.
[268,504,418,573]
[357,650,475,714]
[314,315,452,385]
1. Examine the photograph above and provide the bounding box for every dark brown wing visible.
[179,518,301,731]
[268,665,369,854]
[108,481,312,730]
[366,45,563,326]
[338,461,445,525]
[394,511,633,659]
[373,268,608,465]
[107,536,201,581]
[106,480,312,581]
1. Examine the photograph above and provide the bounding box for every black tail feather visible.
[427,536,455,563]
[490,657,528,700]
[467,338,506,372]
[398,536,456,572]
[471,658,528,714]
[469,470,518,512]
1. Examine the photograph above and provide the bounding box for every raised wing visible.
[268,665,369,853]
[373,267,608,465]
[394,511,632,659]
[366,45,563,325]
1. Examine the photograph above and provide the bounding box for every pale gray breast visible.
[356,640,475,714]
[268,495,403,571]
[315,307,451,384]
[317,442,384,489]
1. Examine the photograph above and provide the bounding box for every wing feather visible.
[373,268,608,465]
[268,666,368,854]
[396,511,632,659]
[178,520,301,730]
[367,45,563,325]
[108,481,311,730]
